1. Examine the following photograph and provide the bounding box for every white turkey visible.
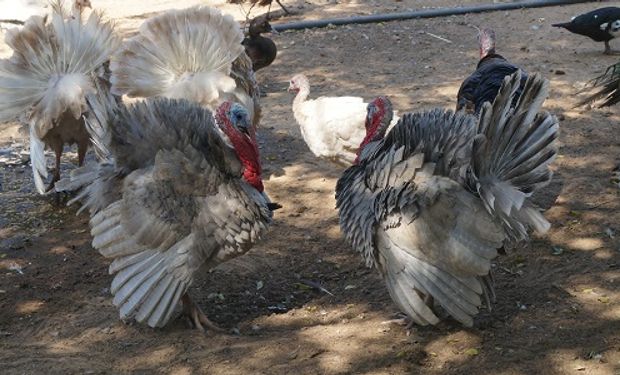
[57,90,278,330]
[110,5,261,128]
[0,0,120,193]
[336,72,558,327]
[288,73,398,167]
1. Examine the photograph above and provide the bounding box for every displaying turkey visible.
[457,27,528,115]
[243,15,278,72]
[288,73,398,167]
[0,0,120,194]
[110,6,261,128]
[553,7,620,55]
[57,91,277,330]
[336,72,558,327]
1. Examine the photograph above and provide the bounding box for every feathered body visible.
[110,6,261,128]
[59,95,275,329]
[337,72,558,327]
[243,15,277,71]
[288,73,397,167]
[0,1,120,193]
[457,28,527,115]
[553,7,620,54]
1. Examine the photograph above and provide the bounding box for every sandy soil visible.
[0,1,619,374]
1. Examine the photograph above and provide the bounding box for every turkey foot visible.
[182,294,225,333]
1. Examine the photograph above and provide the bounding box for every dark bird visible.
[0,1,120,193]
[243,15,278,71]
[227,0,290,16]
[336,72,558,327]
[456,27,527,115]
[553,7,620,55]
[57,94,276,330]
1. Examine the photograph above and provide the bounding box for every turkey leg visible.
[46,144,63,192]
[182,294,226,333]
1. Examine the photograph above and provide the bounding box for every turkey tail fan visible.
[110,6,255,120]
[0,1,120,193]
[472,71,558,241]
[0,1,120,128]
[577,61,620,108]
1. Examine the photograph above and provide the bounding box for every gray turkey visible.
[110,5,261,128]
[553,7,620,55]
[0,0,120,193]
[336,72,558,327]
[457,27,528,115]
[57,91,277,330]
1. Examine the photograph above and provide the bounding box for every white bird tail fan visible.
[472,71,558,241]
[0,2,120,193]
[110,6,252,117]
[0,1,120,132]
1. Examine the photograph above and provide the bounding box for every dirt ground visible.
[0,0,619,374]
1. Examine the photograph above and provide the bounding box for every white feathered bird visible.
[58,93,278,330]
[110,5,261,128]
[0,0,120,193]
[336,72,558,327]
[288,73,398,167]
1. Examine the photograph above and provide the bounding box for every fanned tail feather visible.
[577,61,620,107]
[382,239,491,327]
[472,71,558,240]
[90,204,193,327]
[0,2,120,130]
[29,124,48,194]
[110,6,250,115]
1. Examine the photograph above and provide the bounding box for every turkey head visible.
[355,96,393,164]
[216,102,263,192]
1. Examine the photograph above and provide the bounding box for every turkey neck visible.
[292,80,310,112]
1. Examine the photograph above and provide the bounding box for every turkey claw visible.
[182,294,226,334]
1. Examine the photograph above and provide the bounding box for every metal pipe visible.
[272,0,596,32]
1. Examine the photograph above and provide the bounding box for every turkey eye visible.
[236,114,243,121]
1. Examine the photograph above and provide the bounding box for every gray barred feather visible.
[472,72,557,240]
[67,97,273,327]
[336,71,558,327]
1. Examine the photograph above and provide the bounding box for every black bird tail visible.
[551,22,569,28]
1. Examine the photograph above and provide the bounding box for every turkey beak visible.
[239,123,251,138]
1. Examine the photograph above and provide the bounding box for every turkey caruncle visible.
[336,72,558,327]
[553,7,620,55]
[55,84,281,331]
